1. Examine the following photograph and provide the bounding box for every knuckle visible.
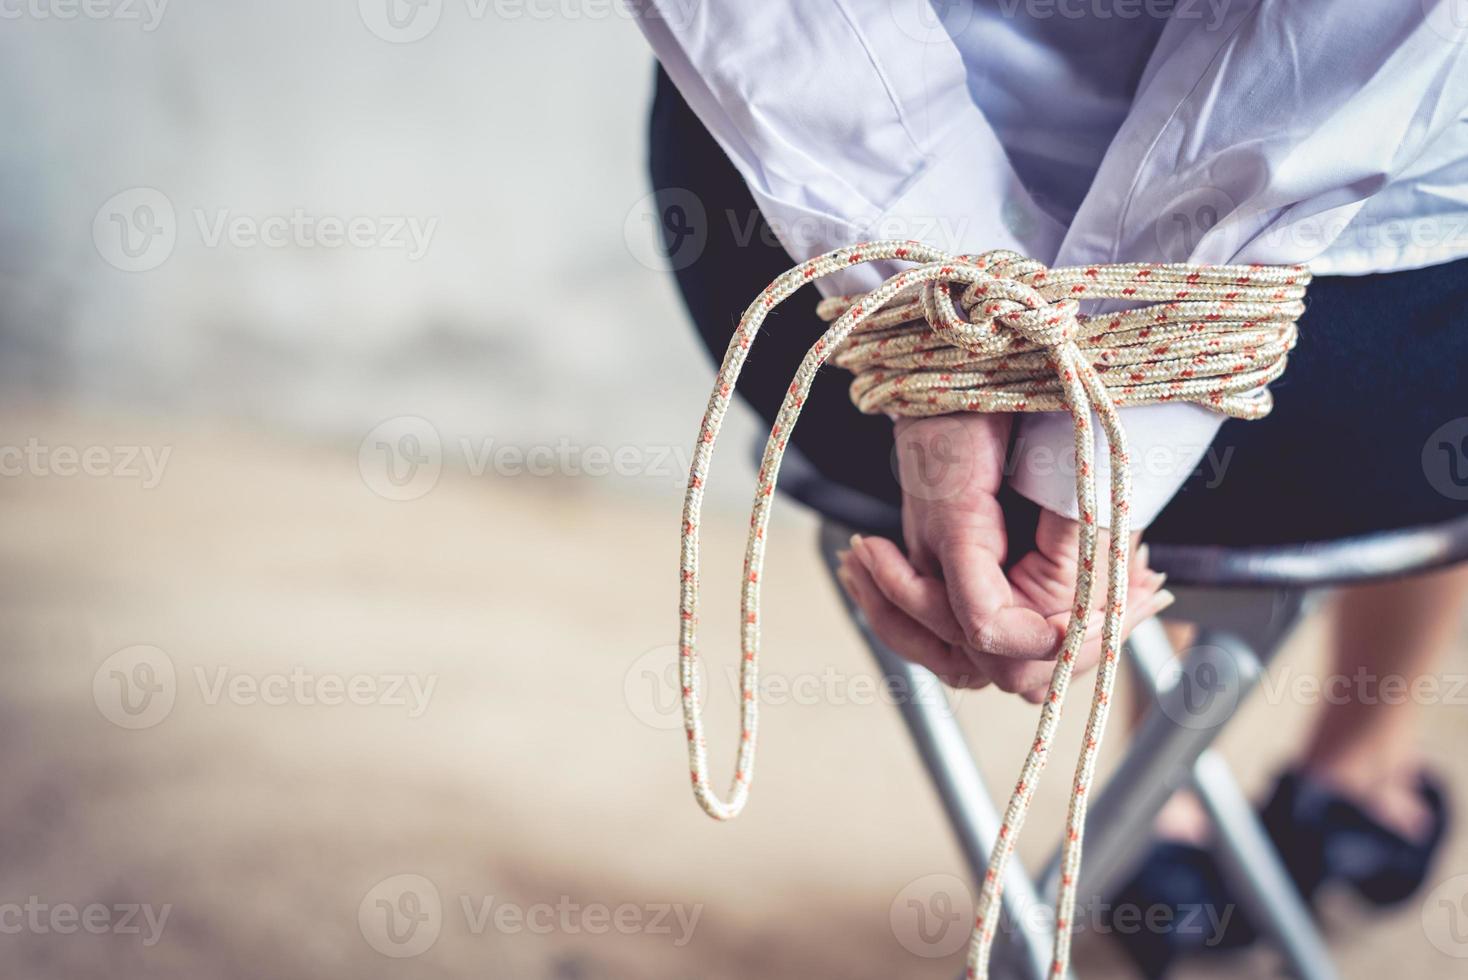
[965,620,994,653]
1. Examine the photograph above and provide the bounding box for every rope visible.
[676,240,1309,978]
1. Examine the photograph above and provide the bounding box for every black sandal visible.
[1104,841,1257,978]
[1261,768,1450,908]
[1108,768,1450,977]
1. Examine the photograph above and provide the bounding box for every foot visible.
[1262,766,1450,907]
[1107,765,1451,974]
[1302,756,1436,843]
[1153,790,1211,847]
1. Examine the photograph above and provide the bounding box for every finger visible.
[839,555,979,686]
[967,605,1064,661]
[837,555,985,688]
[966,650,1060,702]
[901,493,941,578]
[932,521,1050,657]
[850,534,966,646]
[1055,578,1176,669]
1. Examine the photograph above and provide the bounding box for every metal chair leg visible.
[1057,616,1289,904]
[1191,752,1338,980]
[819,522,1060,980]
[1122,613,1339,980]
[821,517,1338,979]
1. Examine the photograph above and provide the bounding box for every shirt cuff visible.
[1007,404,1226,529]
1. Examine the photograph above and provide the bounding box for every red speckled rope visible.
[676,240,1309,978]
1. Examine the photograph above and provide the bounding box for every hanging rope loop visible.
[675,239,1309,979]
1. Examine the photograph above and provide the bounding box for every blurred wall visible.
[0,0,753,498]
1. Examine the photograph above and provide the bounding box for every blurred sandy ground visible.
[0,408,1465,979]
[0,2,1466,978]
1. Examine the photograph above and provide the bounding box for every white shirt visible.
[635,0,1468,526]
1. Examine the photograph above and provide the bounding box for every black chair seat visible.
[1149,516,1468,589]
[771,443,1468,590]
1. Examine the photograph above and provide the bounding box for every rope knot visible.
[926,250,1080,356]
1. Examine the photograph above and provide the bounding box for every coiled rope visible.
[676,240,1309,977]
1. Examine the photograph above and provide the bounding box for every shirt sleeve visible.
[631,1,1064,296]
[633,1,1468,531]
[1015,0,1468,528]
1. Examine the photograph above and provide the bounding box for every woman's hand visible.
[834,414,1174,701]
